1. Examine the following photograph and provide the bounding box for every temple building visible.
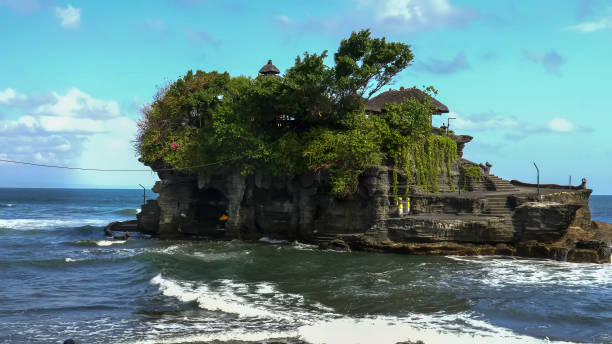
[258,60,280,77]
[366,86,449,115]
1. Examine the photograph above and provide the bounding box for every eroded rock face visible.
[512,202,580,243]
[141,166,392,240]
[136,163,611,263]
[137,200,159,234]
[378,216,511,243]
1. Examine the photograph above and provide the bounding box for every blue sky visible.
[0,0,611,193]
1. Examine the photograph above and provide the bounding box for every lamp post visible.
[447,117,456,136]
[533,163,540,198]
[138,184,146,205]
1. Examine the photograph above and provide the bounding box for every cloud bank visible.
[277,0,476,36]
[55,4,81,29]
[0,88,138,168]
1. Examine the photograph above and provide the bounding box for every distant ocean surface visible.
[0,188,610,344]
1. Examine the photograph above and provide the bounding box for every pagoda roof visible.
[259,60,280,75]
[366,87,449,114]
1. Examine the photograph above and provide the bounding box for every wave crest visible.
[0,218,108,230]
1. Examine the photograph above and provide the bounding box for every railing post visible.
[533,162,540,198]
[447,117,456,136]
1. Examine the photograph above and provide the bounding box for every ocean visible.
[0,188,610,344]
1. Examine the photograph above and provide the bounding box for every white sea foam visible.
[258,236,288,244]
[447,256,612,288]
[96,240,126,246]
[291,241,318,251]
[127,329,298,344]
[297,315,576,344]
[150,274,284,319]
[0,218,108,230]
[146,271,583,344]
[64,258,80,262]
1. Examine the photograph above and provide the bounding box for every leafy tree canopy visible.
[136,29,455,197]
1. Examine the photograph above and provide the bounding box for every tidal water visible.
[0,188,610,344]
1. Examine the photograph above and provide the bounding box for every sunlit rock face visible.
[136,160,610,264]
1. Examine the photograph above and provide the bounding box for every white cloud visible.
[55,5,81,29]
[566,17,612,33]
[0,87,125,166]
[375,0,451,22]
[548,117,575,132]
[0,115,40,134]
[359,0,474,32]
[446,112,588,139]
[277,0,475,36]
[0,88,26,104]
[35,88,119,118]
[39,116,106,133]
[451,112,521,131]
[0,87,157,187]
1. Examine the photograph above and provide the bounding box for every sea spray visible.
[150,274,286,319]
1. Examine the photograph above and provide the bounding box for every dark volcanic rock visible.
[379,215,512,243]
[513,202,579,242]
[137,200,159,234]
[318,239,351,252]
[141,166,394,240]
[134,157,609,263]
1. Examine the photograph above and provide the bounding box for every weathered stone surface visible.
[378,215,512,243]
[541,190,592,229]
[140,166,393,241]
[104,220,137,237]
[512,202,580,242]
[319,239,351,252]
[134,159,610,263]
[137,200,159,234]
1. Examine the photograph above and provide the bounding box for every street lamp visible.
[447,117,456,136]
[138,184,146,205]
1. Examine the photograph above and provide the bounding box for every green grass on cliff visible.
[136,29,457,197]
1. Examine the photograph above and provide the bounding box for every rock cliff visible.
[135,139,611,264]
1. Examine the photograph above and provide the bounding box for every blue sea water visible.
[0,188,610,344]
[590,195,612,223]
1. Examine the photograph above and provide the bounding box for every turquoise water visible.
[0,189,610,344]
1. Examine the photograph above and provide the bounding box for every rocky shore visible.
[115,161,612,264]
[105,131,612,264]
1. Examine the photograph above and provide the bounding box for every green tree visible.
[333,29,414,101]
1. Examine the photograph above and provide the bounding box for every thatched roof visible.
[259,60,280,75]
[366,87,449,114]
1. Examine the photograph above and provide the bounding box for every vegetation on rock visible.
[136,29,457,197]
[461,165,482,191]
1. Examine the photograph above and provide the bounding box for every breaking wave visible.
[151,274,288,319]
[0,218,108,230]
[446,256,612,288]
[74,239,127,247]
[113,208,141,215]
[148,273,577,344]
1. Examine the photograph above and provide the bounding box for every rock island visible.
[115,29,611,264]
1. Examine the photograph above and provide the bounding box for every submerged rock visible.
[318,239,351,252]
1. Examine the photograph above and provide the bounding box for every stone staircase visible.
[485,174,518,192]
[483,193,521,232]
[483,194,512,217]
